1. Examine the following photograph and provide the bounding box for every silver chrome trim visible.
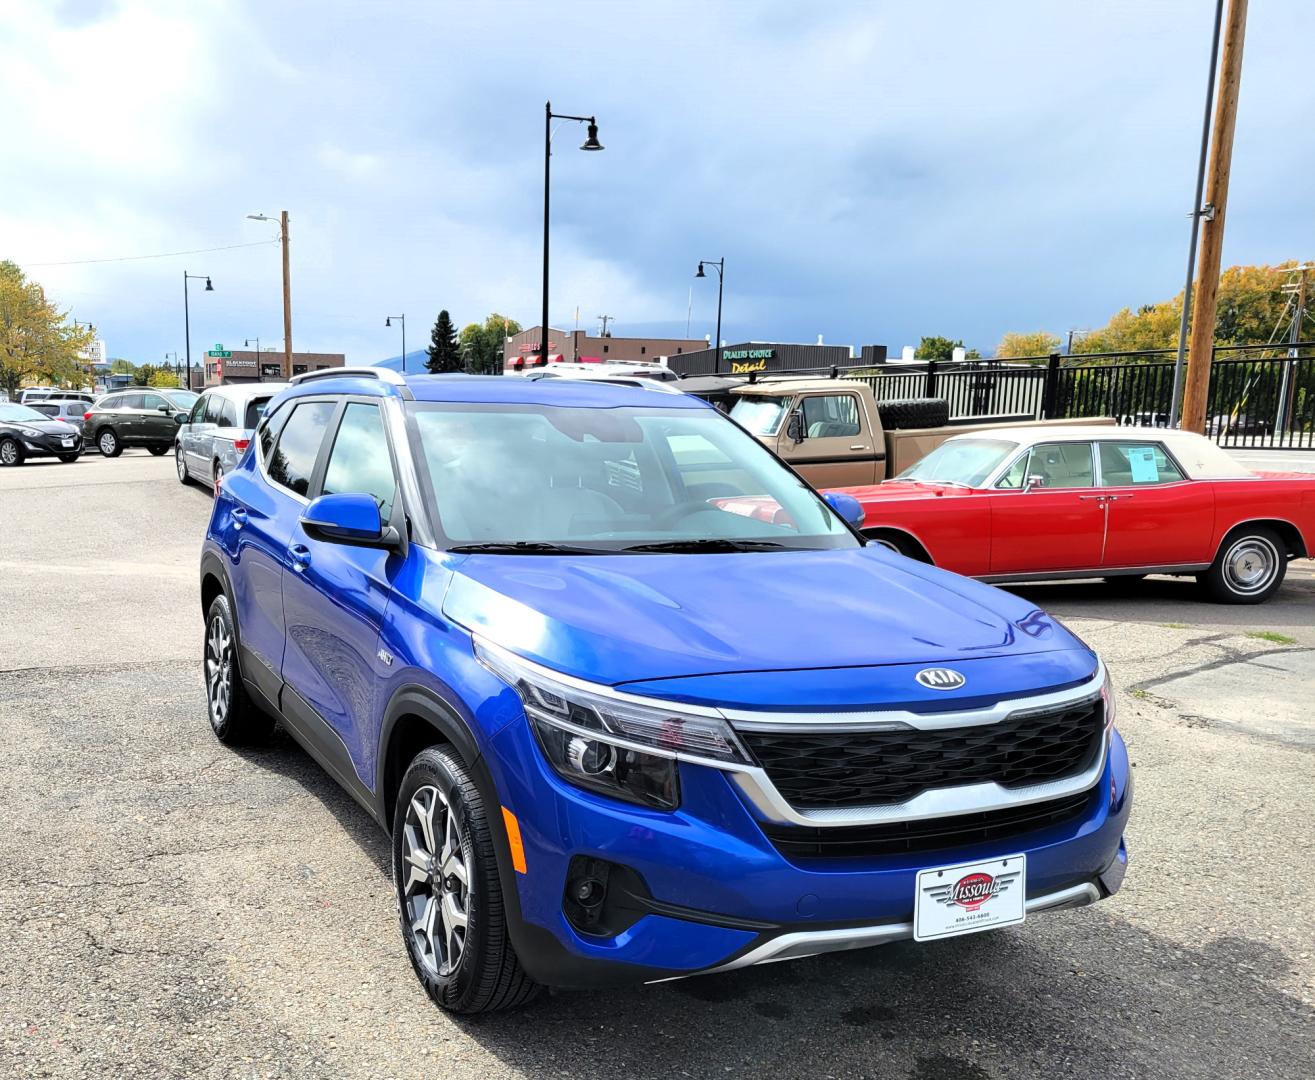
[658,881,1102,980]
[722,666,1104,733]
[290,365,406,387]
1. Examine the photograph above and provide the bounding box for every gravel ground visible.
[1,451,1313,1080]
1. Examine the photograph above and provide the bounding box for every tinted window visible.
[321,403,396,518]
[801,394,861,438]
[189,396,207,424]
[117,394,145,410]
[31,404,58,417]
[203,395,224,424]
[1098,441,1185,486]
[141,393,169,412]
[219,399,239,427]
[244,397,273,428]
[266,400,335,496]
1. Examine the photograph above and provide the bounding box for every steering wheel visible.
[652,499,714,530]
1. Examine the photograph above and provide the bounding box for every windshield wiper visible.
[446,541,616,555]
[621,538,792,553]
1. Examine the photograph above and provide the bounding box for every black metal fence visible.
[839,341,1315,450]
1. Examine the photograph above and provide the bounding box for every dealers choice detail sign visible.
[723,348,775,374]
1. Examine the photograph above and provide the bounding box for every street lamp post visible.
[183,272,213,390]
[73,319,96,389]
[164,351,180,387]
[386,315,406,373]
[245,338,262,382]
[541,101,603,371]
[695,259,725,373]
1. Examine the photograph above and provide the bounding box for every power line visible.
[19,239,277,268]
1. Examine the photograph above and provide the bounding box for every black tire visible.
[1198,526,1287,605]
[203,593,275,744]
[876,397,950,430]
[864,529,931,562]
[0,437,25,467]
[393,746,540,1014]
[148,444,169,457]
[57,453,80,463]
[97,428,122,457]
[175,445,191,485]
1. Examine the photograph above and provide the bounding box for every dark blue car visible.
[199,367,1131,1013]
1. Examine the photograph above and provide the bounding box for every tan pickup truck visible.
[725,378,1109,488]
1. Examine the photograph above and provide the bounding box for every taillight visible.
[83,412,93,422]
[232,438,250,453]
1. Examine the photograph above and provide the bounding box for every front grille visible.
[741,695,1104,810]
[762,790,1094,860]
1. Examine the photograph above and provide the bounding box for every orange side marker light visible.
[501,806,528,874]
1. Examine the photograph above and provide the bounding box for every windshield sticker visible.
[1127,446,1159,483]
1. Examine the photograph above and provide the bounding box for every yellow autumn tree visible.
[995,331,1060,361]
[0,261,93,397]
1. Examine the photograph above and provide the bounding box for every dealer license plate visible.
[914,854,1026,942]
[62,437,75,446]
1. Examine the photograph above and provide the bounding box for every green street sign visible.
[206,350,232,358]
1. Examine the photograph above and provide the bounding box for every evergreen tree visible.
[426,309,461,373]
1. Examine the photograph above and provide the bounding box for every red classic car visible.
[824,426,1315,604]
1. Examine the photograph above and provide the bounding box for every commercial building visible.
[666,341,889,377]
[197,346,347,388]
[503,326,708,373]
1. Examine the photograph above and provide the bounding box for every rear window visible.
[31,404,58,417]
[245,397,274,429]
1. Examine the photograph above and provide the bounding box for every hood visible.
[830,480,980,503]
[9,418,77,435]
[442,546,1090,687]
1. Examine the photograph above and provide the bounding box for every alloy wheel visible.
[0,440,17,465]
[99,432,116,455]
[176,447,188,482]
[1223,536,1278,595]
[205,614,233,726]
[400,785,471,979]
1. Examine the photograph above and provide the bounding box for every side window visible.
[997,449,1032,489]
[1098,442,1185,486]
[203,395,225,424]
[320,403,397,519]
[141,393,168,412]
[220,399,239,427]
[189,396,207,424]
[1024,442,1094,489]
[118,393,145,410]
[245,398,272,429]
[801,394,861,439]
[266,400,336,497]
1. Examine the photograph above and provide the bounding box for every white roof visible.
[948,425,1254,480]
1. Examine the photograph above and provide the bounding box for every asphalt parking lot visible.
[2,451,1313,1080]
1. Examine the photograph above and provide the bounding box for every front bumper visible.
[487,713,1133,989]
[20,432,82,456]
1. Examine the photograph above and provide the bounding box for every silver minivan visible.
[175,383,287,489]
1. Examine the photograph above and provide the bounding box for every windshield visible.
[164,389,199,409]
[729,396,789,436]
[409,402,858,552]
[0,403,48,422]
[897,438,1019,486]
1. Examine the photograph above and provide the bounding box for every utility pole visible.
[598,314,613,337]
[1180,0,1249,434]
[280,211,293,376]
[1277,266,1309,436]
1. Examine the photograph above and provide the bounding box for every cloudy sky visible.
[5,0,1313,366]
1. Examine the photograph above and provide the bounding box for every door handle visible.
[1078,495,1106,501]
[289,543,312,572]
[230,507,248,529]
[850,445,869,451]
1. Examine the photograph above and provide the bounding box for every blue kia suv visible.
[199,368,1131,1013]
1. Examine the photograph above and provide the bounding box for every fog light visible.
[572,877,605,907]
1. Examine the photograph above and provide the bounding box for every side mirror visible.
[823,491,865,528]
[301,492,399,548]
[1023,473,1047,492]
[157,403,171,412]
[786,410,805,444]
[174,413,187,425]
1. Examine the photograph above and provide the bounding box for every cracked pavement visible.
[2,451,1313,1079]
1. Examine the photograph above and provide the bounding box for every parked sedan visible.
[175,382,287,488]
[83,387,198,457]
[0,402,84,465]
[28,398,90,433]
[828,427,1315,604]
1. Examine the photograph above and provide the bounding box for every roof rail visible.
[289,365,407,387]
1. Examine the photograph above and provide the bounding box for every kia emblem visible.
[916,667,966,691]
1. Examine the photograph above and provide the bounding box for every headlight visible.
[475,639,753,810]
[1100,664,1117,731]
[18,427,42,438]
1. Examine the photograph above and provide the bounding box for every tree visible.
[0,260,93,398]
[459,313,523,374]
[913,336,964,362]
[996,331,1060,361]
[136,363,159,385]
[148,369,180,388]
[109,358,135,374]
[425,310,461,373]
